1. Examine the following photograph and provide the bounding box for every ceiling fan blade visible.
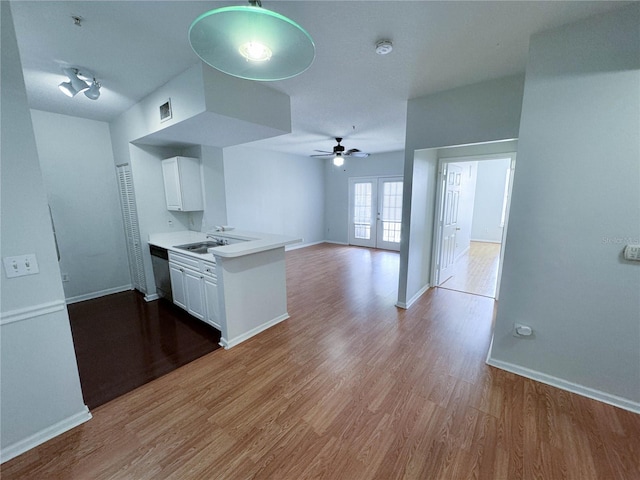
[310,153,332,157]
[345,149,370,158]
[313,150,333,154]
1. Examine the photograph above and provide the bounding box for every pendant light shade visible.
[189,5,315,81]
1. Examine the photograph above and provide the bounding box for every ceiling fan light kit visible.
[312,137,370,166]
[189,0,315,81]
[58,67,101,100]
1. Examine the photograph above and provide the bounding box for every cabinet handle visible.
[180,268,184,273]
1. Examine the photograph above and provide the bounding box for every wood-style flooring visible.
[68,290,221,409]
[440,241,501,298]
[3,244,639,479]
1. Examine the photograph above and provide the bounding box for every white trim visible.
[470,238,502,244]
[286,240,325,251]
[486,357,640,415]
[0,300,66,326]
[144,293,160,302]
[396,283,430,309]
[0,407,92,463]
[65,285,133,305]
[220,313,289,349]
[324,240,349,246]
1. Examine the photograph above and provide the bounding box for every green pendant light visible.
[189,0,315,81]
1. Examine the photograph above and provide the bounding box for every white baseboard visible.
[0,300,66,326]
[0,407,92,464]
[144,293,160,302]
[220,313,289,349]
[66,285,132,304]
[286,240,325,251]
[486,357,640,415]
[324,240,349,246]
[396,283,431,310]
[470,238,502,244]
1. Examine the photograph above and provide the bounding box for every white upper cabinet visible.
[161,156,204,211]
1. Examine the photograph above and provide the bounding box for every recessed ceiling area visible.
[10,1,628,156]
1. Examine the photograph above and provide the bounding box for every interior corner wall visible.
[1,2,89,461]
[488,4,640,411]
[471,158,511,243]
[30,110,131,302]
[324,150,405,244]
[223,146,325,246]
[398,75,524,307]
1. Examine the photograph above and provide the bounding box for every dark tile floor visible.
[68,290,221,409]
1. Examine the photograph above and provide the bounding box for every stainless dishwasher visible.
[149,244,173,301]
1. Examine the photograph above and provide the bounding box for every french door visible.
[348,176,403,251]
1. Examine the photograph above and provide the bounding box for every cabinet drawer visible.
[201,261,217,281]
[168,251,200,270]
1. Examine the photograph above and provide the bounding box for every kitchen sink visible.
[174,241,221,254]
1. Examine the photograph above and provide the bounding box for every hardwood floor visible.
[3,244,639,479]
[440,241,501,298]
[68,290,221,409]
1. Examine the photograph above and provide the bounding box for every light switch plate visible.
[3,254,39,278]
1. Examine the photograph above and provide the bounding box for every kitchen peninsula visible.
[148,230,300,348]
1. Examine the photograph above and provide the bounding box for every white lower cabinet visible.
[168,251,220,329]
[169,262,188,310]
[183,268,205,320]
[203,266,220,329]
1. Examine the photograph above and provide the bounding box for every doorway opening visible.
[348,176,403,251]
[432,154,515,299]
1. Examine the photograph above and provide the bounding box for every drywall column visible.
[398,75,524,306]
[0,2,90,461]
[487,4,640,411]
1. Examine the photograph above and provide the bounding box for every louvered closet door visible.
[116,165,146,293]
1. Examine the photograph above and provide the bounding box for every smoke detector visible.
[375,40,393,55]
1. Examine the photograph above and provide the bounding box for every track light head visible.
[84,80,101,100]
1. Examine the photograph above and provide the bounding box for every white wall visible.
[1,2,89,461]
[488,4,640,411]
[324,150,404,244]
[223,146,325,245]
[399,75,524,306]
[30,110,131,302]
[471,158,511,243]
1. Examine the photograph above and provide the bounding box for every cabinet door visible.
[184,269,206,320]
[161,158,183,211]
[204,276,220,329]
[169,263,187,310]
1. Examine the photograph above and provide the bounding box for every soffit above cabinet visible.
[129,63,291,148]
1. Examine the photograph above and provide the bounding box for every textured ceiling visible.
[10,1,628,156]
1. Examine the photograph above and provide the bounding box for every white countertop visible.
[148,230,301,259]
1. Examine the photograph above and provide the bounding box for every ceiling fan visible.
[311,138,369,166]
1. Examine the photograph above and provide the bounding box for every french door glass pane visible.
[354,182,372,240]
[381,181,402,243]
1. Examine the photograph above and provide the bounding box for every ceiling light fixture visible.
[333,154,344,167]
[58,67,101,100]
[189,0,315,81]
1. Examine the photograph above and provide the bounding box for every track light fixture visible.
[58,67,101,100]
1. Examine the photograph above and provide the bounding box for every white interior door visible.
[436,164,462,285]
[349,177,403,251]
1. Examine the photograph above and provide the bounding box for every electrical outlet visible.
[3,254,39,278]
